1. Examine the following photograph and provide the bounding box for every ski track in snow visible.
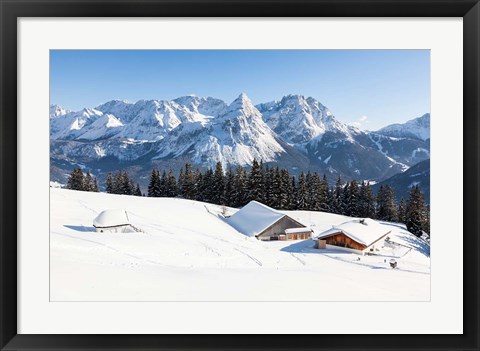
[77,200,99,215]
[290,253,306,266]
[52,231,143,261]
[234,248,263,266]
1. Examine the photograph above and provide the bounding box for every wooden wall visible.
[323,232,367,251]
[257,216,305,240]
[286,232,311,240]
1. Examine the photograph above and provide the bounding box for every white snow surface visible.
[93,209,130,228]
[50,188,430,301]
[227,201,288,237]
[315,218,390,247]
[285,227,312,234]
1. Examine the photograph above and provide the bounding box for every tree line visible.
[146,159,429,237]
[65,159,429,237]
[66,168,142,196]
[65,167,99,192]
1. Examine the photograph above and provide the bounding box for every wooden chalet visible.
[315,218,391,254]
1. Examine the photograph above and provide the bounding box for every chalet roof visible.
[227,201,287,237]
[285,227,312,234]
[315,218,390,247]
[93,209,130,228]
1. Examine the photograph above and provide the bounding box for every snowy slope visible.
[50,188,430,301]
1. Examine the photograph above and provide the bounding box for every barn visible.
[227,201,308,241]
[315,218,391,254]
[93,209,136,233]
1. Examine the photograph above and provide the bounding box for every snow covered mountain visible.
[376,113,430,141]
[50,104,71,119]
[154,93,287,168]
[256,94,350,144]
[50,93,430,186]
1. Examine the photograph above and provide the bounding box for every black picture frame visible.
[1,0,478,350]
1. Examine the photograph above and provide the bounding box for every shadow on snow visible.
[64,224,96,232]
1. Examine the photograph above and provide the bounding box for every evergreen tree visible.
[278,169,290,210]
[165,169,178,197]
[317,174,329,212]
[201,168,215,203]
[194,168,203,201]
[305,171,314,209]
[271,166,287,209]
[341,181,351,216]
[113,171,121,194]
[264,165,275,207]
[296,172,308,210]
[333,175,344,215]
[305,171,317,210]
[158,170,168,197]
[397,198,407,224]
[376,185,397,221]
[84,171,94,191]
[358,181,375,218]
[288,176,297,210]
[405,185,429,236]
[179,163,196,200]
[224,168,236,207]
[346,179,360,217]
[212,162,225,205]
[120,172,133,195]
[326,186,335,213]
[234,166,248,207]
[177,168,185,197]
[66,167,85,191]
[247,158,263,202]
[105,172,114,193]
[147,169,160,197]
[134,183,142,196]
[92,177,99,192]
[257,160,266,203]
[424,205,430,235]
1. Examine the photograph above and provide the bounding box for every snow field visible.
[50,188,430,301]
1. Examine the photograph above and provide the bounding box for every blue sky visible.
[50,50,430,130]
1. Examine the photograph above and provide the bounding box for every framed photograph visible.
[1,0,478,350]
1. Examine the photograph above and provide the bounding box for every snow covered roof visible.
[227,201,286,237]
[315,218,390,247]
[285,227,312,234]
[93,209,130,228]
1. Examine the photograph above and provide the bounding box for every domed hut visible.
[93,209,135,233]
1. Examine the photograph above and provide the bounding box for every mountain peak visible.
[236,92,252,104]
[49,104,71,119]
[227,93,255,112]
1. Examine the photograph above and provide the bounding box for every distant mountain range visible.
[50,93,430,193]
